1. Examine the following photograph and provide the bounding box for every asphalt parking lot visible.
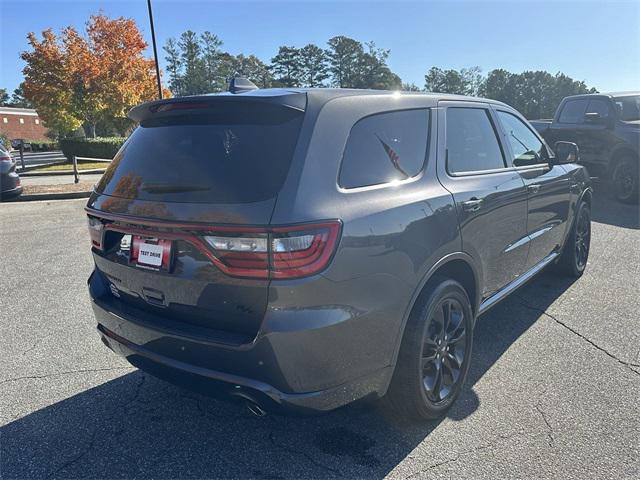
[1,188,638,479]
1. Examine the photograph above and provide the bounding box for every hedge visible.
[29,140,58,152]
[60,137,126,160]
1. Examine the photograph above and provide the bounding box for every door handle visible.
[527,184,541,194]
[461,198,483,212]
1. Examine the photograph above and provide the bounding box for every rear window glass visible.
[95,103,303,204]
[339,109,429,189]
[558,99,588,124]
[446,107,505,174]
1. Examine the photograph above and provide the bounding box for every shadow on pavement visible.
[2,271,577,479]
[589,181,639,229]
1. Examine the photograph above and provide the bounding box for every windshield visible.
[613,95,640,122]
[95,103,304,204]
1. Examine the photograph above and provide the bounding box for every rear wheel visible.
[612,156,639,204]
[385,278,473,421]
[556,201,591,277]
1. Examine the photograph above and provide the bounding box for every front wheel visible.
[385,278,474,421]
[555,200,591,277]
[612,156,639,204]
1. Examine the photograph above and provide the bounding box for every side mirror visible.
[553,141,580,164]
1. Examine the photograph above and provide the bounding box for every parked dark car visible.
[10,139,32,152]
[0,144,22,200]
[86,85,591,420]
[531,92,640,203]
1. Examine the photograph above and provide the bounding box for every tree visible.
[354,42,401,90]
[326,36,363,87]
[270,46,302,87]
[10,83,32,107]
[298,44,329,87]
[424,67,477,95]
[21,14,166,137]
[177,30,209,95]
[233,54,272,88]
[0,89,9,106]
[402,83,421,92]
[479,68,596,118]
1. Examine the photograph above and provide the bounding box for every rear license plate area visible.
[131,236,172,271]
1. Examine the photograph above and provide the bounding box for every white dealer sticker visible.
[138,242,163,267]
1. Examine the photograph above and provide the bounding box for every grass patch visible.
[31,161,109,172]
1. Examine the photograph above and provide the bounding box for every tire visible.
[555,200,591,277]
[611,156,639,204]
[385,277,474,421]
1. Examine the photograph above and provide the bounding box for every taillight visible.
[204,234,269,277]
[87,216,104,249]
[203,221,341,279]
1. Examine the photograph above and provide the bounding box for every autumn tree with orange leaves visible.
[21,14,168,138]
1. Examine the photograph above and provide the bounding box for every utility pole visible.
[147,0,163,99]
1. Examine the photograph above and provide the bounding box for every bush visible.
[0,132,10,150]
[29,140,59,152]
[60,137,126,160]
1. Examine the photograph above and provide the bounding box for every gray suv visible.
[86,85,591,420]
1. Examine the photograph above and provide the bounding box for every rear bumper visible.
[89,270,401,413]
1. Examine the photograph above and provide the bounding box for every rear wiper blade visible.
[141,182,211,194]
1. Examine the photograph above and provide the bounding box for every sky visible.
[1,0,639,94]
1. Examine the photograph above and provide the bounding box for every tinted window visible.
[95,103,303,204]
[446,108,505,174]
[614,95,640,121]
[586,99,611,118]
[558,99,588,124]
[339,109,429,189]
[497,111,548,166]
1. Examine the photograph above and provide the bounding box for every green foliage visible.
[424,67,483,96]
[10,83,32,108]
[271,46,302,87]
[164,32,402,95]
[424,66,597,118]
[0,89,9,106]
[165,31,273,95]
[60,137,126,160]
[479,69,596,118]
[0,132,11,150]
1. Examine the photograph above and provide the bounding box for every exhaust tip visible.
[245,400,267,417]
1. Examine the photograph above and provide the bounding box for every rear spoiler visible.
[128,91,307,123]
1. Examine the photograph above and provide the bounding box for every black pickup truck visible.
[531,92,640,203]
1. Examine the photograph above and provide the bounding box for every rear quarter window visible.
[558,99,588,124]
[95,103,304,204]
[338,109,429,189]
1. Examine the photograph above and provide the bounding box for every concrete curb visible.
[11,190,92,202]
[20,168,107,177]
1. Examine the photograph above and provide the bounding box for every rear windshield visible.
[95,103,304,204]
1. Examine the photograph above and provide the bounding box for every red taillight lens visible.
[87,216,104,249]
[203,221,341,279]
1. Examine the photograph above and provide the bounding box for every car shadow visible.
[589,180,639,230]
[1,271,577,479]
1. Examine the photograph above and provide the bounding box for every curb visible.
[20,168,106,177]
[12,190,92,202]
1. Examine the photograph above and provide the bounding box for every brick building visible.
[0,107,49,141]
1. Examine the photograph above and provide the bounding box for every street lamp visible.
[147,0,163,99]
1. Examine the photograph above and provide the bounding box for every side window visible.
[496,111,548,167]
[446,107,505,174]
[339,109,429,189]
[558,99,588,124]
[586,99,611,118]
